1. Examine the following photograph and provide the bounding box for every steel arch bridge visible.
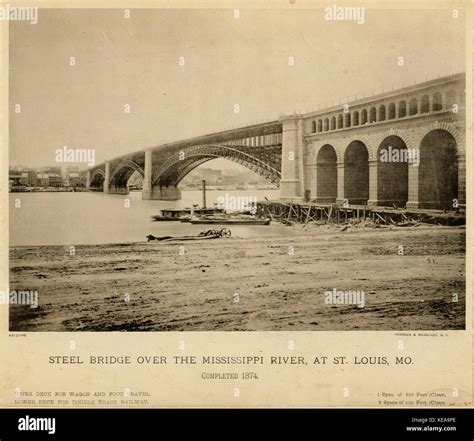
[87,73,466,208]
[88,121,283,199]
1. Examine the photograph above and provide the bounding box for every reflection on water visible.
[9,189,284,246]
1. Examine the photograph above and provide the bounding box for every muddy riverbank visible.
[9,225,465,331]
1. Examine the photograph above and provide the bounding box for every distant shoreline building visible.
[9,166,86,191]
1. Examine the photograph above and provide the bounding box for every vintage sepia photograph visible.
[8,5,466,332]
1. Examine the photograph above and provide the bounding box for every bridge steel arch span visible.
[143,144,282,200]
[108,159,145,194]
[151,145,281,186]
[89,168,105,190]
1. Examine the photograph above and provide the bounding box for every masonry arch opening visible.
[419,129,458,209]
[344,141,369,204]
[316,144,337,203]
[377,136,408,207]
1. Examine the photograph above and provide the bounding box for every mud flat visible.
[9,225,465,331]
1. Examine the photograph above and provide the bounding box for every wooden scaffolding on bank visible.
[256,201,465,227]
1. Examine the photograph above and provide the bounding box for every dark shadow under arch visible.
[316,144,337,203]
[344,141,369,204]
[419,129,458,209]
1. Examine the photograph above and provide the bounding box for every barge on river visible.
[151,207,224,221]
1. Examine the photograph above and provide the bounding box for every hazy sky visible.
[9,7,465,167]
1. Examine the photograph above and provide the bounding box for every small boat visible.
[151,207,225,221]
[189,217,271,225]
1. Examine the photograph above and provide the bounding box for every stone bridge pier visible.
[142,185,182,200]
[142,150,182,200]
[279,116,305,201]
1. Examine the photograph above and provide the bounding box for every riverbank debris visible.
[146,228,231,242]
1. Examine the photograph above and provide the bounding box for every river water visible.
[9,189,286,246]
